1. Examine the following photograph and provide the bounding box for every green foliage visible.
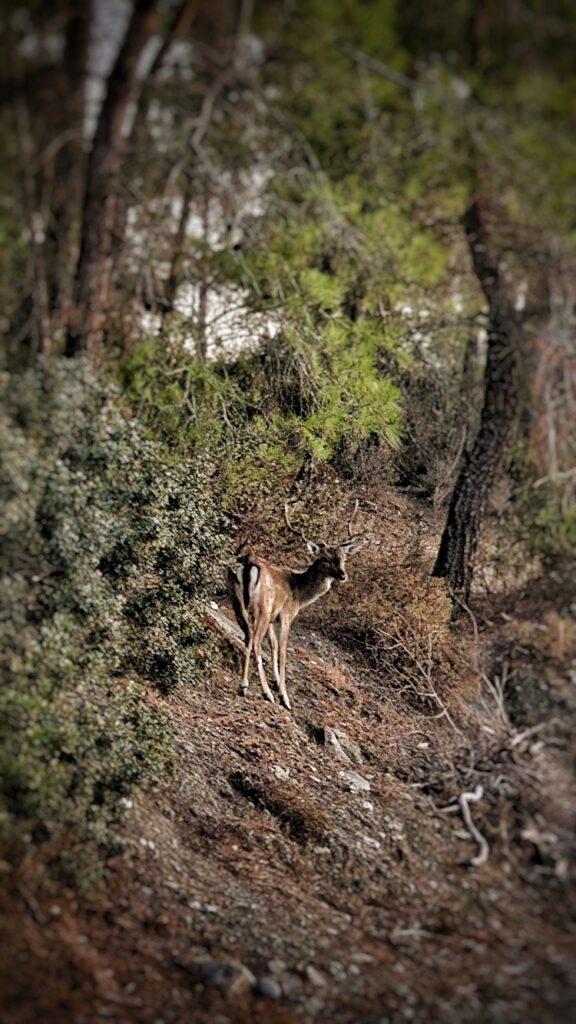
[514,483,576,567]
[0,359,228,880]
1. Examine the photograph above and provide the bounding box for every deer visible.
[228,502,365,711]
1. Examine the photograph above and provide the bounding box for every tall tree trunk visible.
[46,2,92,337]
[66,0,160,357]
[432,197,525,610]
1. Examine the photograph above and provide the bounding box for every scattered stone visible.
[201,960,256,995]
[362,835,381,850]
[281,973,304,999]
[305,965,326,987]
[323,728,351,763]
[271,764,290,781]
[324,727,363,764]
[362,800,374,811]
[351,952,375,964]
[339,770,371,793]
[267,958,287,974]
[306,995,326,1014]
[256,977,282,999]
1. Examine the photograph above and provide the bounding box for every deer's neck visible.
[289,562,333,609]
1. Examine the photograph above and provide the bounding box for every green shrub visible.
[514,481,576,566]
[0,358,228,881]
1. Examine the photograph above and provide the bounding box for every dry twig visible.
[458,784,490,866]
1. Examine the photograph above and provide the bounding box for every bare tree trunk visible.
[432,197,525,610]
[163,174,195,318]
[66,0,160,357]
[47,2,92,336]
[12,95,52,359]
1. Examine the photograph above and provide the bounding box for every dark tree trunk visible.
[46,2,92,336]
[163,174,195,318]
[66,0,160,357]
[432,197,525,610]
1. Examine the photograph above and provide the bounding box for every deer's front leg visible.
[277,615,292,711]
[241,635,253,694]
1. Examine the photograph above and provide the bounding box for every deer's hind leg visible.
[253,614,275,704]
[240,635,253,694]
[277,614,292,711]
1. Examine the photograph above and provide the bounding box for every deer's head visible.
[305,539,363,581]
[285,500,366,582]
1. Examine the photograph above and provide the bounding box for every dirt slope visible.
[2,491,575,1023]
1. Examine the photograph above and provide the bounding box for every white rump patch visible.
[248,565,260,597]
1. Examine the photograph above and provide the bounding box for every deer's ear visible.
[306,540,322,556]
[341,540,364,556]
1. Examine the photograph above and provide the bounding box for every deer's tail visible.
[228,555,260,645]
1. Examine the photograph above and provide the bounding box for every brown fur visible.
[228,541,362,710]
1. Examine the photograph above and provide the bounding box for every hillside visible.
[2,2,576,1022]
[3,483,575,1023]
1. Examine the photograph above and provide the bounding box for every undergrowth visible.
[0,358,227,884]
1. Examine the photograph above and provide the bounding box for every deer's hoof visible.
[281,696,292,711]
[264,692,275,703]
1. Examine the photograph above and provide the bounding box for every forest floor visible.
[2,484,575,1024]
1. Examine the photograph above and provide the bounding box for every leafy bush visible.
[513,481,576,566]
[0,358,227,880]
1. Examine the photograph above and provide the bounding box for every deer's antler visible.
[347,499,359,538]
[338,499,367,546]
[284,502,312,546]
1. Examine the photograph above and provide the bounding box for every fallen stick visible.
[458,785,489,866]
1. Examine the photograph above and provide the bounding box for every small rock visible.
[271,764,290,781]
[305,965,326,987]
[267,958,287,974]
[324,728,352,763]
[306,996,326,1014]
[362,801,374,811]
[201,960,255,995]
[256,977,282,999]
[362,835,381,850]
[339,770,370,793]
[281,973,303,999]
[325,727,363,764]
